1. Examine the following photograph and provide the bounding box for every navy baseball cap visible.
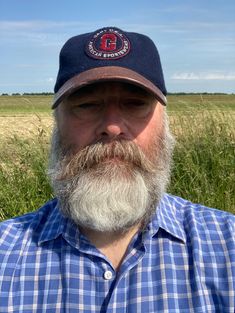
[53,27,167,108]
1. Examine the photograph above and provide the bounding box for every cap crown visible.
[54,27,167,96]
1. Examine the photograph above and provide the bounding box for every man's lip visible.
[93,137,132,145]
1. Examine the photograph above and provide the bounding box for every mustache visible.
[56,140,157,180]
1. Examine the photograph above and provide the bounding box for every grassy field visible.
[0,94,234,221]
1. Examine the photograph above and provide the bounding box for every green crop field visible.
[0,94,234,221]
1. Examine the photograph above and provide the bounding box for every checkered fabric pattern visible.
[0,194,235,312]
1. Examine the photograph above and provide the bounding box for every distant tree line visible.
[167,92,232,95]
[1,92,54,96]
[1,92,234,96]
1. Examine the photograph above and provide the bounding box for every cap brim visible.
[52,66,167,108]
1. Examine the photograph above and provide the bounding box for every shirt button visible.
[103,270,113,280]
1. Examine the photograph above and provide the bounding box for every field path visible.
[0,115,53,140]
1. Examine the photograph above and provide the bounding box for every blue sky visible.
[1,0,235,94]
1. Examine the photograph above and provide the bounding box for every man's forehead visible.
[68,81,155,99]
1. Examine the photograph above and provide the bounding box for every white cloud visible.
[0,20,90,31]
[46,77,54,83]
[171,72,235,81]
[0,20,110,48]
[2,19,233,36]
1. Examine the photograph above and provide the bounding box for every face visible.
[49,81,174,233]
[56,82,165,158]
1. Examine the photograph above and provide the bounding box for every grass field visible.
[0,94,234,221]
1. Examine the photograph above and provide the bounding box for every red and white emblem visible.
[86,28,131,60]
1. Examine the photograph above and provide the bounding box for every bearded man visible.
[0,27,235,313]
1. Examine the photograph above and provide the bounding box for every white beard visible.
[48,113,174,232]
[67,163,155,231]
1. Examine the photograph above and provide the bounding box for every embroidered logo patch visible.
[86,28,130,60]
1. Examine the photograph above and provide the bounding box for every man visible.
[0,27,234,312]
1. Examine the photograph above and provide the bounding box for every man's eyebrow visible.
[67,89,97,101]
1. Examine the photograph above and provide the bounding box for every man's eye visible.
[123,100,148,108]
[77,102,98,109]
[133,101,147,107]
[121,99,154,118]
[71,102,103,119]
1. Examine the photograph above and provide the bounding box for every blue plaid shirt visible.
[0,194,235,313]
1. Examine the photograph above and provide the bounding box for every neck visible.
[80,225,141,271]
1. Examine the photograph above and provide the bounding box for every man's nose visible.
[96,103,127,139]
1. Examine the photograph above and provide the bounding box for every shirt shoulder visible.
[0,199,58,252]
[164,193,235,248]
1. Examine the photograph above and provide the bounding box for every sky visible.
[0,0,235,94]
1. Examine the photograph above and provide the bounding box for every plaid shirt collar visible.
[37,193,186,247]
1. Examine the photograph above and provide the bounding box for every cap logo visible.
[86,28,130,60]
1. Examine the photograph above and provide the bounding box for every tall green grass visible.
[0,96,234,221]
[169,111,234,212]
[0,133,53,221]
